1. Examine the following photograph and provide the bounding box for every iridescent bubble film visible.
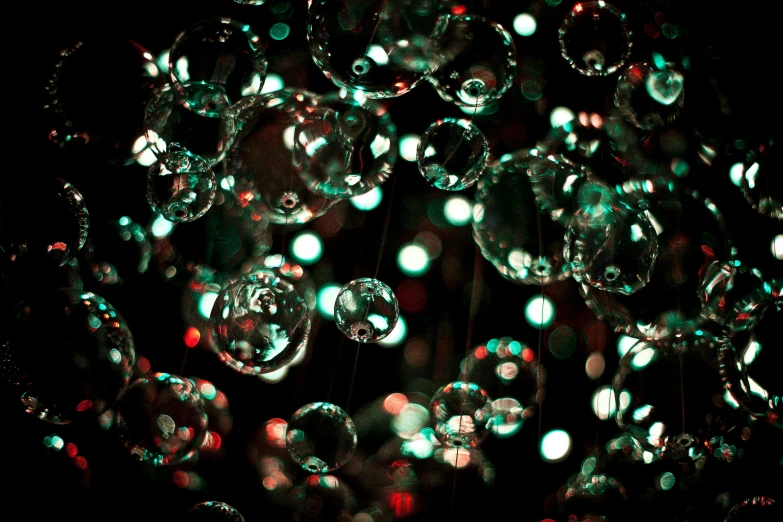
[211,273,311,375]
[334,278,399,343]
[114,372,208,466]
[429,381,493,448]
[286,402,357,473]
[417,118,489,191]
[146,146,216,223]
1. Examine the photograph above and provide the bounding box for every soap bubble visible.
[295,89,397,199]
[614,61,685,131]
[144,82,237,166]
[1,290,135,424]
[427,15,517,107]
[43,37,161,165]
[417,118,489,191]
[227,88,337,225]
[526,153,596,225]
[334,278,399,343]
[286,402,357,473]
[558,1,632,76]
[555,455,629,521]
[430,381,493,448]
[472,149,571,285]
[581,182,733,340]
[1,177,89,268]
[147,146,216,223]
[725,496,779,521]
[720,292,782,427]
[613,332,737,461]
[114,372,208,466]
[564,184,659,295]
[739,138,781,220]
[211,272,311,375]
[185,501,245,522]
[241,255,317,318]
[307,0,445,98]
[697,260,768,330]
[168,18,267,113]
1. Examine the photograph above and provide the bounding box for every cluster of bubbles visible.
[1,0,780,520]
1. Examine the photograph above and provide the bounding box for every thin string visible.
[536,203,546,443]
[373,174,398,279]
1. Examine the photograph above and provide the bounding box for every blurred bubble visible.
[114,372,208,466]
[430,381,493,448]
[169,18,267,112]
[738,138,781,220]
[513,13,537,37]
[80,216,151,287]
[211,273,311,375]
[558,1,632,76]
[725,496,779,521]
[185,501,245,521]
[334,278,399,343]
[541,429,572,463]
[697,260,768,330]
[290,474,357,520]
[428,15,517,107]
[286,402,357,473]
[227,88,337,225]
[417,118,488,191]
[147,146,216,223]
[614,61,685,131]
[1,290,135,424]
[472,149,571,285]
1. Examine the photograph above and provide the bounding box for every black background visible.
[3,1,781,521]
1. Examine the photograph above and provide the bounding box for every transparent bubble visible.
[558,1,632,76]
[0,177,89,268]
[427,15,517,107]
[472,149,571,285]
[564,184,659,295]
[739,138,781,220]
[43,37,161,165]
[697,260,768,330]
[211,273,311,375]
[169,18,267,113]
[581,182,733,340]
[114,372,208,466]
[614,61,685,131]
[556,455,629,521]
[1,290,135,424]
[227,89,337,225]
[725,496,779,521]
[430,381,493,448]
[719,293,782,427]
[240,255,317,318]
[538,111,606,164]
[286,402,357,473]
[334,278,399,343]
[613,332,738,461]
[526,153,595,225]
[294,89,397,199]
[416,118,489,191]
[185,501,245,522]
[307,0,447,98]
[290,474,357,521]
[147,147,216,223]
[144,82,237,166]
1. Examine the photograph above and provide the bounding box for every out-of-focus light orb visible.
[317,283,343,319]
[199,292,218,319]
[550,106,575,128]
[365,44,389,66]
[513,13,537,37]
[444,195,472,226]
[772,235,783,260]
[261,72,284,93]
[617,335,637,358]
[151,213,175,238]
[524,295,555,329]
[350,186,383,211]
[591,385,630,420]
[729,162,744,187]
[585,352,605,380]
[398,243,430,276]
[377,316,407,347]
[399,134,420,162]
[540,429,572,463]
[136,147,158,167]
[290,230,323,265]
